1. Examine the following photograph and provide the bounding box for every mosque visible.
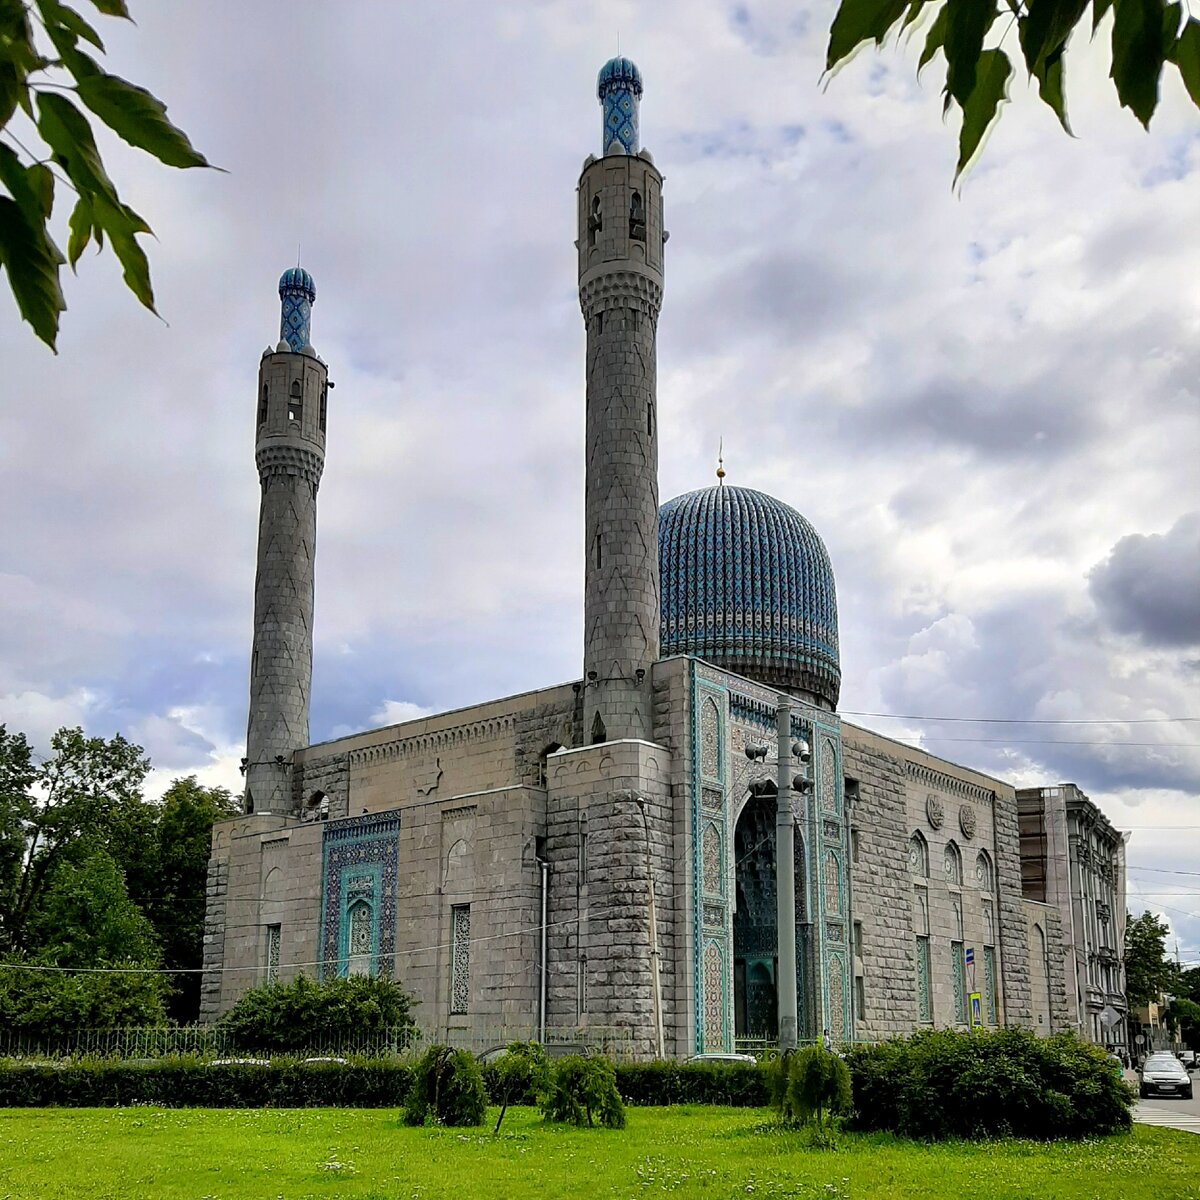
[201,59,1104,1057]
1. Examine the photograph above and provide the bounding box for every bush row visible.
[844,1028,1134,1140]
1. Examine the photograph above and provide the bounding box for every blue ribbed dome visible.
[659,486,841,707]
[598,56,643,99]
[278,267,316,301]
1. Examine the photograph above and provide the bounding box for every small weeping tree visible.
[490,1041,551,1134]
[771,1044,853,1146]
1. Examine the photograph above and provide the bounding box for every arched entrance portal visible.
[733,788,807,1042]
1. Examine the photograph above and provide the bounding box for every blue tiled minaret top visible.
[279,266,316,351]
[598,55,643,155]
[658,485,842,707]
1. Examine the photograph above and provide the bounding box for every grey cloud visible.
[1089,514,1200,647]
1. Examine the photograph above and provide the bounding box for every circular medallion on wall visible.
[925,793,944,829]
[959,803,977,839]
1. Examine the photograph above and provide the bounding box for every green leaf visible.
[0,143,53,223]
[91,190,156,314]
[0,60,19,127]
[1019,0,1088,75]
[1035,46,1073,131]
[901,1,932,32]
[76,73,211,168]
[1174,18,1200,106]
[956,47,1012,180]
[1110,0,1167,127]
[827,0,911,68]
[1093,0,1114,31]
[66,194,91,266]
[0,194,66,349]
[1162,0,1182,50]
[36,0,105,49]
[84,0,129,16]
[919,3,949,69]
[35,91,118,201]
[945,0,999,107]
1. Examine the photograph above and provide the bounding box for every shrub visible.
[0,1056,413,1107]
[488,1042,551,1133]
[403,1044,486,1127]
[541,1055,625,1129]
[844,1027,1135,1141]
[614,1059,768,1107]
[218,974,416,1053]
[770,1045,852,1142]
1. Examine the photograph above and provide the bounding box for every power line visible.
[842,711,1199,725]
[913,736,1199,747]
[1127,865,1200,878]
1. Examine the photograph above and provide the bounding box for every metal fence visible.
[0,1023,637,1063]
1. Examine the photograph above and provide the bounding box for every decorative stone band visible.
[256,442,325,486]
[906,761,996,804]
[579,269,663,321]
[347,714,518,768]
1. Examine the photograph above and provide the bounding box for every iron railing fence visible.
[0,1023,637,1063]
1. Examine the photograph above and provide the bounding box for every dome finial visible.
[716,438,726,486]
[597,55,643,155]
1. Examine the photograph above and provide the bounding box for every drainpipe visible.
[537,856,549,1044]
[775,696,799,1053]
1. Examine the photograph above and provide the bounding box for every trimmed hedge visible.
[0,1058,413,1108]
[845,1028,1135,1141]
[614,1060,768,1107]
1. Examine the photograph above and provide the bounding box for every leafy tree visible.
[770,1044,853,1143]
[1166,996,1200,1046]
[489,1041,551,1134]
[0,0,214,349]
[541,1055,626,1129]
[24,845,159,966]
[1179,965,1200,1006]
[1125,909,1177,1007]
[826,0,1200,181]
[0,725,150,956]
[403,1044,488,1127]
[133,777,236,1022]
[219,974,417,1053]
[0,959,168,1039]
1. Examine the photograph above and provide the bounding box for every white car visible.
[1138,1052,1194,1100]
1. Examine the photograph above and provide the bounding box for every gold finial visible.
[716,438,726,486]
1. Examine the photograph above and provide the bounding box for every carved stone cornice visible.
[579,269,663,320]
[256,442,325,485]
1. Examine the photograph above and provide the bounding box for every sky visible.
[2,2,1198,966]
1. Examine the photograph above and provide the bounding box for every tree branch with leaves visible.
[0,0,214,349]
[826,0,1200,182]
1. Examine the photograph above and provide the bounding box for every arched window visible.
[258,384,268,427]
[908,832,929,879]
[346,899,373,976]
[975,850,995,892]
[944,841,963,887]
[629,190,645,241]
[288,379,302,423]
[319,383,327,433]
[588,194,602,247]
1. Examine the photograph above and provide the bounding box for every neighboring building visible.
[202,59,1094,1056]
[1017,784,1130,1051]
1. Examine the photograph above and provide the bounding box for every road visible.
[1128,1070,1200,1135]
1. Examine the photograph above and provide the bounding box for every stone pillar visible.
[776,697,799,1052]
[578,58,664,745]
[245,269,328,814]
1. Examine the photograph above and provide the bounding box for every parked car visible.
[1138,1052,1194,1099]
[1178,1050,1197,1069]
[683,1053,758,1066]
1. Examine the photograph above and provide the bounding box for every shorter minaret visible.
[578,56,665,744]
[245,268,328,814]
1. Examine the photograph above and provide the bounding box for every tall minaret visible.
[578,57,665,744]
[244,268,328,814]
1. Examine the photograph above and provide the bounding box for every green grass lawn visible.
[0,1107,1196,1200]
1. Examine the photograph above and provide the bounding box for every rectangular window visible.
[853,920,863,960]
[984,946,998,1025]
[578,956,588,1018]
[265,923,281,984]
[916,935,933,1023]
[952,940,968,1025]
[850,827,861,863]
[855,974,865,1023]
[450,904,471,1015]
